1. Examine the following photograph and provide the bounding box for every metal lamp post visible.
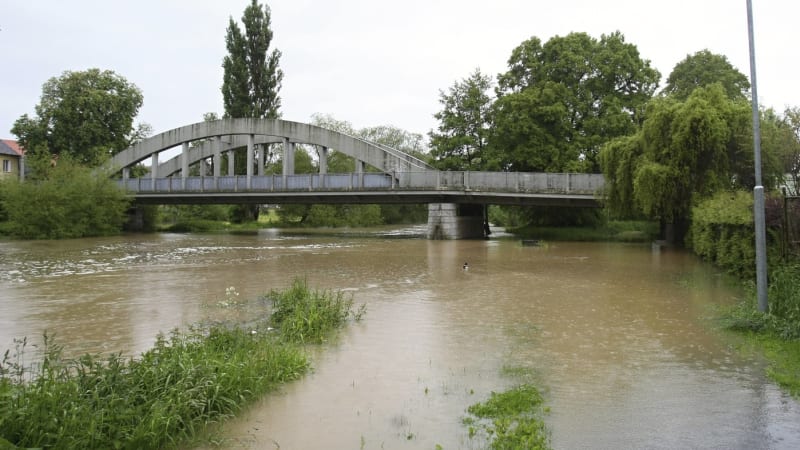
[746,0,769,312]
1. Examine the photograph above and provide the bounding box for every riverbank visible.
[509,220,658,243]
[722,262,800,397]
[0,278,363,449]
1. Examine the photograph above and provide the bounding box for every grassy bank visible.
[722,262,800,396]
[0,278,363,449]
[509,220,658,243]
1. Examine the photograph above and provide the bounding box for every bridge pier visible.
[427,203,488,240]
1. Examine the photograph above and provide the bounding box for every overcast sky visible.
[2,0,797,142]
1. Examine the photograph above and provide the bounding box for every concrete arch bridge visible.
[109,118,604,239]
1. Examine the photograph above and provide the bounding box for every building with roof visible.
[0,139,24,180]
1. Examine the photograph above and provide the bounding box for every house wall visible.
[0,154,20,179]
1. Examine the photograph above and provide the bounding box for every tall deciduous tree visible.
[11,69,144,167]
[663,50,750,101]
[490,32,660,173]
[222,0,282,119]
[429,69,493,170]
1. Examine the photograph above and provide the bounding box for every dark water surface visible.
[1,229,798,449]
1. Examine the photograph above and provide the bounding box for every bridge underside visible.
[130,191,600,208]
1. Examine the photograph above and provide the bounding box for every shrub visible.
[0,158,130,239]
[690,191,755,278]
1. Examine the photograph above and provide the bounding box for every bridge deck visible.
[119,171,603,207]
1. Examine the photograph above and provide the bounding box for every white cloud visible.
[2,0,797,140]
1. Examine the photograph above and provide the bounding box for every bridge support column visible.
[356,160,365,188]
[227,149,235,176]
[318,146,328,188]
[246,134,254,189]
[283,138,295,176]
[213,136,221,189]
[427,203,486,240]
[257,144,265,176]
[150,152,158,190]
[181,142,189,189]
[318,146,328,174]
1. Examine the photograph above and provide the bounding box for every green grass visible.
[269,277,365,344]
[0,279,365,449]
[720,261,800,397]
[464,384,551,450]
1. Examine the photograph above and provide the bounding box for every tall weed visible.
[268,277,365,344]
[0,279,365,449]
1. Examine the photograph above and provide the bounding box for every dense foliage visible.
[489,31,660,173]
[663,50,750,101]
[222,0,282,119]
[0,157,130,239]
[429,69,494,170]
[689,191,755,278]
[11,69,145,167]
[599,84,786,242]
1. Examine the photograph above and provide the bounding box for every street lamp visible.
[746,0,768,312]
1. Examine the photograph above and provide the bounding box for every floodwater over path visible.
[1,228,798,449]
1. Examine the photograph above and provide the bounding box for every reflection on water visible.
[1,230,798,449]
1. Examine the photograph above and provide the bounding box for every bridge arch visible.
[108,118,434,177]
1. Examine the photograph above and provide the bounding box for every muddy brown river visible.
[1,227,799,449]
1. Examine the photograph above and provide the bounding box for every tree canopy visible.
[489,31,660,173]
[11,69,144,167]
[429,68,493,170]
[663,49,750,101]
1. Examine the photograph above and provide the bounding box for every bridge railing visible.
[118,171,603,195]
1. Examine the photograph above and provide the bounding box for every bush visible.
[0,157,130,239]
[690,191,755,278]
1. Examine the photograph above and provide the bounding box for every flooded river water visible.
[1,228,799,449]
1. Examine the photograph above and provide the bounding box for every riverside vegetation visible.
[0,278,364,449]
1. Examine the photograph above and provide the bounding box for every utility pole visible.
[746,0,769,312]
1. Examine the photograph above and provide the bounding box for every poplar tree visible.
[221,0,282,221]
[222,0,282,119]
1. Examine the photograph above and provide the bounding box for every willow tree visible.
[221,0,282,221]
[601,84,755,242]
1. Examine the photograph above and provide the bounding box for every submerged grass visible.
[269,277,365,344]
[463,384,551,450]
[0,278,364,449]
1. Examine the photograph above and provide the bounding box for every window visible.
[2,159,11,172]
